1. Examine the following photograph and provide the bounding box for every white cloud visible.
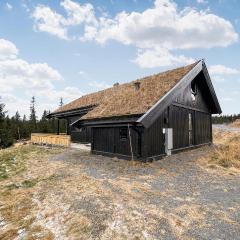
[196,0,208,4]
[0,38,82,116]
[0,39,18,60]
[60,0,97,26]
[31,0,238,68]
[88,81,110,90]
[32,0,97,40]
[6,2,13,10]
[32,5,68,40]
[133,48,194,68]
[209,65,240,75]
[93,0,238,50]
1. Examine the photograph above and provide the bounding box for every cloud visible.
[209,65,240,75]
[133,48,194,68]
[32,0,97,40]
[6,2,13,10]
[31,0,238,68]
[0,38,82,116]
[88,81,110,90]
[0,39,18,60]
[32,5,69,40]
[209,64,240,83]
[196,0,208,4]
[93,0,238,50]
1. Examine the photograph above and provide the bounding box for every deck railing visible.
[31,133,71,147]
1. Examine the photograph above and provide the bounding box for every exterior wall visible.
[143,112,166,158]
[71,127,91,143]
[92,126,139,158]
[143,74,212,159]
[170,105,211,150]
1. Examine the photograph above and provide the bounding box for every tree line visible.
[0,96,66,149]
[212,114,240,124]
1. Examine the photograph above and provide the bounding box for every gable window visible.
[119,127,128,140]
[191,81,197,101]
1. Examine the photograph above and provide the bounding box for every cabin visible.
[48,60,221,161]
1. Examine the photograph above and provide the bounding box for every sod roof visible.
[54,61,199,120]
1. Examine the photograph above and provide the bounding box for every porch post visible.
[57,119,60,135]
[66,119,70,135]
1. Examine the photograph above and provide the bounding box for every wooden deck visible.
[31,133,71,147]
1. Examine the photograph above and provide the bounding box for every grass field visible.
[0,129,239,240]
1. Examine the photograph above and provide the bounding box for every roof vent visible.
[134,82,141,90]
[113,82,119,87]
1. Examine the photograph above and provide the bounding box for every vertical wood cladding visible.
[71,127,91,143]
[170,105,190,149]
[144,112,166,158]
[92,126,139,157]
[170,105,211,150]
[194,111,211,144]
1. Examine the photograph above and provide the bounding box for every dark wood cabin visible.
[48,60,221,161]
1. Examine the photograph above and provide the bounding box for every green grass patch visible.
[0,145,64,181]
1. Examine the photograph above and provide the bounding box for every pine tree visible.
[11,111,21,140]
[59,97,64,107]
[39,110,50,133]
[0,99,14,148]
[21,114,29,139]
[29,96,37,132]
[58,98,66,133]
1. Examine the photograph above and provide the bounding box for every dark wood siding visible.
[71,127,91,143]
[170,105,190,149]
[175,72,210,112]
[92,126,139,157]
[194,111,211,145]
[144,112,166,158]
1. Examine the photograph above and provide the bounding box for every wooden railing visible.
[31,133,71,147]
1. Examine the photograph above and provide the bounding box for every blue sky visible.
[0,0,240,117]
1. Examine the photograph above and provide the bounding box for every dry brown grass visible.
[230,119,240,128]
[200,130,240,171]
[0,145,65,240]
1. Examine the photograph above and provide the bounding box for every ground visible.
[0,126,240,240]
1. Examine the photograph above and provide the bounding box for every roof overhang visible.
[137,60,222,128]
[46,105,95,119]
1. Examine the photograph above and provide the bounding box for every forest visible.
[0,96,66,149]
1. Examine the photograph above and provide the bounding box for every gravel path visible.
[213,124,240,132]
[46,144,240,239]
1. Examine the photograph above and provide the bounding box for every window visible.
[191,81,197,101]
[119,127,128,140]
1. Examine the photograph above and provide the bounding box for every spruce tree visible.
[59,97,64,107]
[29,96,37,132]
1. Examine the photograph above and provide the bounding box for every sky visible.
[0,0,240,118]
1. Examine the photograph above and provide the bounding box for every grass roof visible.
[54,61,199,120]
